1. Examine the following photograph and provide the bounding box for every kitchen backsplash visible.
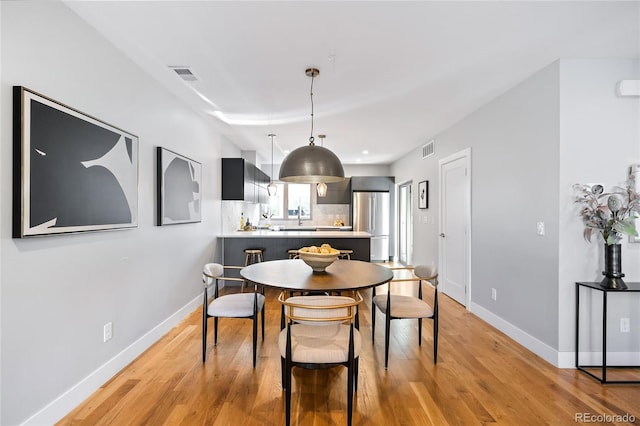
[221,201,349,232]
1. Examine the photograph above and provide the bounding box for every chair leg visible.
[354,357,359,392]
[252,310,258,368]
[384,310,391,369]
[371,303,376,342]
[434,313,439,364]
[347,359,354,426]
[281,357,286,390]
[285,334,292,426]
[261,285,265,341]
[261,304,265,341]
[418,318,423,346]
[214,317,219,346]
[285,363,292,426]
[202,314,208,363]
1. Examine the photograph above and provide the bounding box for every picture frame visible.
[418,180,428,209]
[13,86,139,238]
[156,147,202,226]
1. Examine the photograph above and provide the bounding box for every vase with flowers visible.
[574,171,639,289]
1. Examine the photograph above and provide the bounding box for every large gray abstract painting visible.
[13,86,139,238]
[157,147,201,225]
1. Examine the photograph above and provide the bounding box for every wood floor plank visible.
[58,286,640,425]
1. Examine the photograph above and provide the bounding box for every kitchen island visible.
[218,230,371,266]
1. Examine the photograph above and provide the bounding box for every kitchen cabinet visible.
[350,176,394,192]
[222,158,271,203]
[219,232,371,265]
[317,178,351,204]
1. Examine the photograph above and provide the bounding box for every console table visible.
[575,281,640,384]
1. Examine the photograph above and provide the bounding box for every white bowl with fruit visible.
[298,244,340,272]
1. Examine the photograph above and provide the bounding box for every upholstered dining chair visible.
[278,292,363,426]
[371,265,438,369]
[202,263,265,367]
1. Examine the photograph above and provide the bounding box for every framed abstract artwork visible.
[13,86,139,238]
[156,147,202,225]
[418,180,428,209]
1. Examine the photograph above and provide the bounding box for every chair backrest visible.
[278,292,362,325]
[414,265,438,286]
[203,263,224,287]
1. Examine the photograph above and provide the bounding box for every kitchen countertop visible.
[219,230,371,238]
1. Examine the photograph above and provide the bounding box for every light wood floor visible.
[59,284,640,425]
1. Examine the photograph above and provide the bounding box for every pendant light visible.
[267,134,277,196]
[279,68,345,184]
[316,134,328,197]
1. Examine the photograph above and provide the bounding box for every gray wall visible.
[393,61,561,350]
[0,2,233,424]
[392,58,640,365]
[558,59,640,357]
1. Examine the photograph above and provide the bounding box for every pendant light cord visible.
[309,73,315,146]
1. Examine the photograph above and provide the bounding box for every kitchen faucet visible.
[297,205,302,226]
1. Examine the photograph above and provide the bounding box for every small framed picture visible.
[157,147,202,225]
[418,180,428,209]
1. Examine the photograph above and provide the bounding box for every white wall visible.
[1,2,233,424]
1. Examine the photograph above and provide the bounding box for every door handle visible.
[439,233,445,238]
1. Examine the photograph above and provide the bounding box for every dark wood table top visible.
[240,259,394,291]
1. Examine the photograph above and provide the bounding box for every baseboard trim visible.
[470,302,561,367]
[21,295,201,426]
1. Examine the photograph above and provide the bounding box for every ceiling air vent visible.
[422,139,434,159]
[170,66,198,82]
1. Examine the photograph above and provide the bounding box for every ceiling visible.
[65,1,639,166]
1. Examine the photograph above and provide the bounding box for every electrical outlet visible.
[620,318,630,333]
[491,288,497,301]
[536,221,545,236]
[104,322,113,342]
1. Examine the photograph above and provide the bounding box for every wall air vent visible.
[422,139,434,159]
[170,66,198,82]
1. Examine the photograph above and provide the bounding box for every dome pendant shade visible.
[279,144,345,183]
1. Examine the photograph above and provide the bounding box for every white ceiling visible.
[65,1,639,166]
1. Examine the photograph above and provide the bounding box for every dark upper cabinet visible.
[222,158,271,202]
[222,158,245,200]
[350,176,394,192]
[317,178,352,204]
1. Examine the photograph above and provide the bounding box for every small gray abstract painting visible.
[157,147,201,225]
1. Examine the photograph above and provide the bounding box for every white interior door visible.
[439,149,471,307]
[398,182,413,265]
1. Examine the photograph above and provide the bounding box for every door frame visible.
[438,148,471,309]
[397,180,413,266]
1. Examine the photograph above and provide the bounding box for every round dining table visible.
[240,259,394,292]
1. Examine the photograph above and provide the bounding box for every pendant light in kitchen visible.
[279,68,345,184]
[316,134,328,197]
[267,134,277,196]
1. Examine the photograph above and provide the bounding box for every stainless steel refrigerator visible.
[352,191,390,262]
